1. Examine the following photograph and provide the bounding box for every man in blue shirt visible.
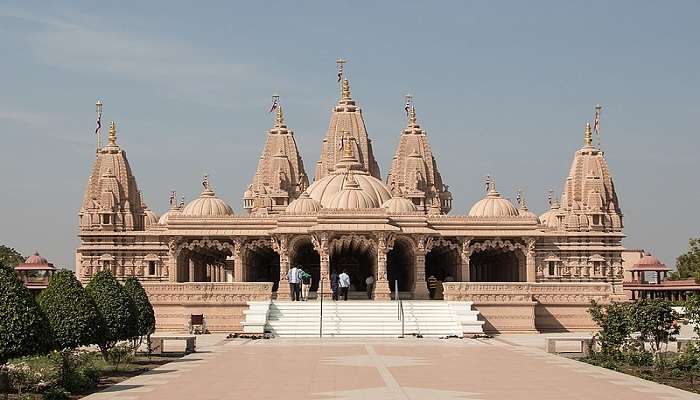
[338,269,351,301]
[287,265,302,301]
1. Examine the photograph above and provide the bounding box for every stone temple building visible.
[76,71,627,334]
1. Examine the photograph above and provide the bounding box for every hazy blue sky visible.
[1,1,698,269]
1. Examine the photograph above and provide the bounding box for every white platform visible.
[256,300,483,338]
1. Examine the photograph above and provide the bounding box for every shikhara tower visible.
[76,62,629,334]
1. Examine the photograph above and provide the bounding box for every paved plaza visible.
[84,334,699,400]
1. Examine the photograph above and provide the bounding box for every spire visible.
[275,104,284,126]
[584,122,593,147]
[108,121,117,146]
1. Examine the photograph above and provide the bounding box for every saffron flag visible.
[95,113,101,135]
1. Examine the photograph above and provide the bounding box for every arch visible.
[244,238,280,291]
[425,238,462,298]
[387,236,415,293]
[329,234,377,295]
[289,236,320,292]
[174,238,233,283]
[469,238,526,282]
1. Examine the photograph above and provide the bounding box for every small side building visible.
[15,251,56,294]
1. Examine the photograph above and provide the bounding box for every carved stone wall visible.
[143,282,273,332]
[443,282,612,333]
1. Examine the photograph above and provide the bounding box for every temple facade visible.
[76,71,628,333]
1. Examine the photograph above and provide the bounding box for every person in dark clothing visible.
[330,270,339,301]
[427,275,438,299]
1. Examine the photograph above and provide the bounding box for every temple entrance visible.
[387,238,414,293]
[290,238,320,291]
[330,236,375,295]
[470,248,524,282]
[426,244,461,281]
[175,240,233,283]
[245,245,280,291]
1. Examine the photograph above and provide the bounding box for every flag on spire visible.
[404,94,412,116]
[593,104,602,136]
[336,58,346,82]
[269,95,279,113]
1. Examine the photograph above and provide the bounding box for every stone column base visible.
[374,279,391,300]
[277,279,291,298]
[413,279,429,299]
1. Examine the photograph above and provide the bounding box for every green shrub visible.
[0,262,51,363]
[58,350,101,393]
[622,341,653,367]
[629,299,680,354]
[43,387,70,400]
[674,343,700,384]
[107,343,135,371]
[588,301,632,355]
[37,270,105,350]
[85,271,138,356]
[123,277,156,344]
[2,355,60,395]
[684,293,700,337]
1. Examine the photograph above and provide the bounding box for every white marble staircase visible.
[256,300,483,338]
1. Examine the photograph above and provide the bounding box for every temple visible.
[76,63,633,334]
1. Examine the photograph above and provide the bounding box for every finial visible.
[593,104,603,147]
[276,105,284,126]
[485,175,491,193]
[179,196,185,209]
[404,94,413,116]
[202,174,210,190]
[584,122,593,146]
[95,100,103,151]
[547,189,553,207]
[516,189,523,207]
[169,191,176,208]
[108,121,117,145]
[409,106,417,125]
[341,78,351,101]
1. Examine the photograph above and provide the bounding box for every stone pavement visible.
[84,334,700,400]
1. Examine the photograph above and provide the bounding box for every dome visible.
[518,207,538,219]
[144,207,159,227]
[307,171,391,209]
[24,251,48,265]
[286,192,322,214]
[382,197,418,213]
[326,174,378,209]
[468,187,519,217]
[181,176,234,217]
[158,209,173,225]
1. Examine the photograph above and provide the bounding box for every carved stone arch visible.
[176,238,234,256]
[244,238,275,252]
[431,237,460,251]
[468,238,526,256]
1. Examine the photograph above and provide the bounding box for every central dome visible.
[182,176,234,217]
[468,186,518,217]
[307,170,391,209]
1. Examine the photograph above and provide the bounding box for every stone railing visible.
[443,282,612,305]
[143,282,273,305]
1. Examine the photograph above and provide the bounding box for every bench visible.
[545,336,593,356]
[150,335,197,355]
[677,338,700,352]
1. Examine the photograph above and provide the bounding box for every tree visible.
[0,261,50,363]
[629,299,679,354]
[123,277,156,345]
[670,238,700,282]
[684,293,700,338]
[589,301,632,355]
[85,271,137,357]
[37,270,105,350]
[0,245,24,269]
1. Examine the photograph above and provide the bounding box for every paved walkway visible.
[84,335,699,400]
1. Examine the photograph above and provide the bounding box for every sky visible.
[0,1,698,269]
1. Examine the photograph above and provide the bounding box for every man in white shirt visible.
[287,265,302,301]
[338,269,351,301]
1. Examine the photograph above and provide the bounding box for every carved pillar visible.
[526,238,536,283]
[167,239,178,282]
[412,236,432,300]
[374,233,393,300]
[460,239,472,282]
[233,238,245,282]
[188,259,195,282]
[312,233,331,298]
[273,236,290,296]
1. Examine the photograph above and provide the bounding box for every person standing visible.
[339,269,351,301]
[365,274,375,300]
[427,275,438,300]
[301,268,312,301]
[288,265,302,301]
[330,270,339,301]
